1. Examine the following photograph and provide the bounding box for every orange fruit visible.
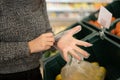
[89,20,95,24]
[111,17,116,22]
[115,21,120,34]
[111,29,115,34]
[89,20,101,28]
[94,21,101,28]
[116,32,120,37]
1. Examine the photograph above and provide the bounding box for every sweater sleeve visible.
[42,0,52,32]
[0,42,30,62]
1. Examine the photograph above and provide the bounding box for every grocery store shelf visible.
[49,18,81,21]
[46,0,112,3]
[47,9,95,12]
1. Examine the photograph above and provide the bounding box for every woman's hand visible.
[28,32,55,54]
[56,26,93,62]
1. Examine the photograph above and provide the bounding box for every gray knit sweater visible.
[0,0,52,73]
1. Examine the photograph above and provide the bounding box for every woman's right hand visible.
[28,32,55,54]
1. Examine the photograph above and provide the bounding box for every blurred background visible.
[46,0,113,34]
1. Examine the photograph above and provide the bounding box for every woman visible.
[0,0,92,80]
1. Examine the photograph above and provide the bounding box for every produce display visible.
[55,62,106,80]
[88,17,116,28]
[82,0,120,40]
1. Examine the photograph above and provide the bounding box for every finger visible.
[76,40,93,47]
[47,42,54,46]
[47,37,55,42]
[74,46,90,58]
[44,32,54,37]
[68,26,82,35]
[62,50,69,62]
[69,49,81,60]
[45,46,51,50]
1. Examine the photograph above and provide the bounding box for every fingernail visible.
[85,53,90,58]
[84,44,93,47]
[77,25,82,29]
[74,26,82,34]
[89,44,93,46]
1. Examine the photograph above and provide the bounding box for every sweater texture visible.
[0,0,52,73]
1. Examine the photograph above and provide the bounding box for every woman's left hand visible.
[56,26,93,62]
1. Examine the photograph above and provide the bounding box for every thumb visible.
[68,25,82,35]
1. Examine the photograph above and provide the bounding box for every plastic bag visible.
[61,58,106,80]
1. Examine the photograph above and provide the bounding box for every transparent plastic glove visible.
[56,26,93,61]
[61,59,106,80]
